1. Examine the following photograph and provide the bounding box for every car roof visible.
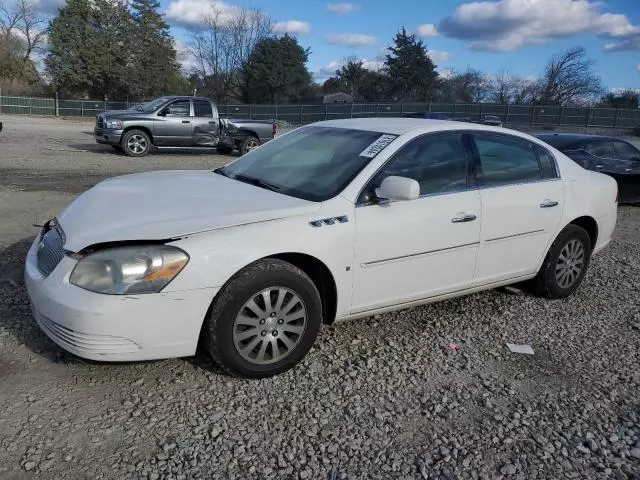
[535,133,617,149]
[164,96,211,102]
[311,117,499,135]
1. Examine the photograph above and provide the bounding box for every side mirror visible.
[158,108,167,117]
[375,176,420,202]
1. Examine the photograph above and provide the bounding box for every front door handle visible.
[451,214,477,223]
[182,120,190,124]
[540,200,559,208]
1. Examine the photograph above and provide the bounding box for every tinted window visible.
[193,100,213,118]
[165,100,190,117]
[373,134,468,195]
[585,141,615,158]
[474,134,540,186]
[613,141,640,161]
[535,146,559,179]
[220,126,390,202]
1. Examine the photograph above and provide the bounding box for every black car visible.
[536,133,640,204]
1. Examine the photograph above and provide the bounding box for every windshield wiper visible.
[214,168,281,192]
[232,173,281,192]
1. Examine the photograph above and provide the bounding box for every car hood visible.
[57,170,320,251]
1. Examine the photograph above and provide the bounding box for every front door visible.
[191,99,220,147]
[154,99,192,146]
[352,132,481,313]
[471,133,564,285]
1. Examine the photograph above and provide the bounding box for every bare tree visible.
[511,77,538,104]
[439,67,490,103]
[489,69,515,104]
[0,0,47,61]
[189,6,271,101]
[537,46,603,105]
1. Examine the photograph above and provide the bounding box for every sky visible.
[36,0,640,90]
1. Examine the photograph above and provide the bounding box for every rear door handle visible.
[182,120,190,124]
[451,214,477,223]
[540,200,558,208]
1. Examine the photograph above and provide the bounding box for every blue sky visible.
[39,0,640,89]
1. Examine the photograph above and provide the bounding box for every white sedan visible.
[25,118,618,377]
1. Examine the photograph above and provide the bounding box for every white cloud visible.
[273,20,311,35]
[637,64,640,73]
[439,0,640,52]
[165,0,238,29]
[326,34,376,46]
[428,50,451,63]
[327,3,358,14]
[314,58,383,80]
[416,23,439,37]
[174,39,199,73]
[609,87,640,95]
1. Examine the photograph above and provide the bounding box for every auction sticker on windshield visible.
[359,134,398,158]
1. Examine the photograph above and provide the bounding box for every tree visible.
[0,0,47,93]
[537,46,603,105]
[241,34,312,103]
[384,27,438,101]
[189,6,271,102]
[128,0,182,99]
[599,89,639,109]
[46,0,132,99]
[439,67,490,103]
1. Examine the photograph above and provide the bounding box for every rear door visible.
[471,133,564,285]
[154,99,192,146]
[191,99,220,147]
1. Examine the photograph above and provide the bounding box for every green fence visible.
[1,95,639,128]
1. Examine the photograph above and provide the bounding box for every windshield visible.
[136,97,171,113]
[219,126,396,201]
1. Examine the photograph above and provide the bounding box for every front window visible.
[136,97,171,113]
[218,126,395,201]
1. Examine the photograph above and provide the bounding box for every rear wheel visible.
[204,259,322,378]
[532,224,591,299]
[239,136,259,155]
[121,129,151,157]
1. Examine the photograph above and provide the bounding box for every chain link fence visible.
[1,95,639,129]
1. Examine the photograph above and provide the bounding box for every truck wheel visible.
[240,136,260,155]
[122,130,151,157]
[204,259,322,378]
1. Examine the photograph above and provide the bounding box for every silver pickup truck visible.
[94,96,276,157]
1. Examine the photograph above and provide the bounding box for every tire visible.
[239,136,260,155]
[121,129,151,157]
[204,259,322,378]
[111,145,123,153]
[216,145,234,155]
[532,224,592,299]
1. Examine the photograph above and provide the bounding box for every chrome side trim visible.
[361,241,479,268]
[486,229,544,243]
[309,215,349,227]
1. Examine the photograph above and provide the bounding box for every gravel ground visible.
[1,114,639,480]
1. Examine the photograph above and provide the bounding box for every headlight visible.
[70,245,188,294]
[105,119,123,129]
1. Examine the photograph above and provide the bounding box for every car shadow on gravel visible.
[68,143,238,157]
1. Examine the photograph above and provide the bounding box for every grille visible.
[96,115,104,128]
[37,224,65,277]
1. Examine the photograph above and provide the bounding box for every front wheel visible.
[532,224,592,299]
[121,129,151,157]
[204,259,322,378]
[239,136,260,155]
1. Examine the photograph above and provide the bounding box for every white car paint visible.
[25,118,618,362]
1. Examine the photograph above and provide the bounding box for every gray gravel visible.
[1,114,639,479]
